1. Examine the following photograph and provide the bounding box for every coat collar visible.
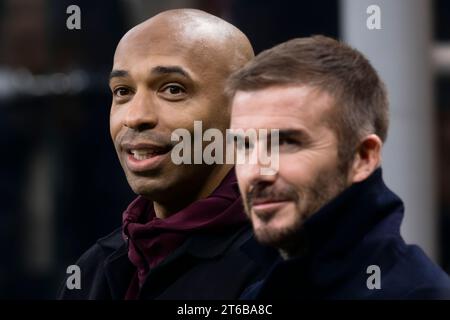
[99,223,253,299]
[299,167,404,258]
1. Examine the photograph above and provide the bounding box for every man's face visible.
[109,26,230,202]
[230,85,350,249]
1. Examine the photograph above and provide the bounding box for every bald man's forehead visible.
[115,36,234,83]
[114,10,253,74]
[117,21,232,59]
[114,34,223,76]
[134,9,241,47]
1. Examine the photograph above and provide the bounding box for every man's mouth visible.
[121,142,173,172]
[128,147,169,161]
[251,197,291,206]
[250,197,293,219]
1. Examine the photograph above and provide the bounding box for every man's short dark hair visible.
[226,35,389,172]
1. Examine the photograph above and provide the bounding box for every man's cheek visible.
[280,153,311,177]
[234,165,250,186]
[109,115,121,141]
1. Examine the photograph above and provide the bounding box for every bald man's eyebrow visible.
[151,66,191,80]
[109,70,129,82]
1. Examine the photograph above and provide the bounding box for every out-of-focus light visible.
[433,43,450,74]
[0,68,91,101]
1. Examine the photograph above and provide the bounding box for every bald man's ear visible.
[348,134,383,184]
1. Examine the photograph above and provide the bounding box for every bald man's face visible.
[109,22,232,202]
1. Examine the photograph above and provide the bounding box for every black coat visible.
[241,168,450,300]
[58,224,277,300]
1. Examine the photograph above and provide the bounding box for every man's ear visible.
[348,134,383,183]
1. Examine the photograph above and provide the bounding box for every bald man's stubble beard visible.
[247,166,349,258]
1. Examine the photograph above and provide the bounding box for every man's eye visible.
[280,138,295,145]
[166,85,184,94]
[160,84,187,99]
[113,87,130,97]
[279,137,297,146]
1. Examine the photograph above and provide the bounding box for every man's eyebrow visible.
[151,66,191,79]
[278,129,311,140]
[109,69,129,81]
[109,66,191,83]
[226,129,310,139]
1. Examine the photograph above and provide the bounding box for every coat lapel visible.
[103,242,135,300]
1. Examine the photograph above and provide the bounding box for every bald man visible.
[58,9,277,300]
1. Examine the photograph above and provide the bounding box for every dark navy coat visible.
[242,169,450,300]
[58,224,277,300]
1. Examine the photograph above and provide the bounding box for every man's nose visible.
[239,160,278,189]
[124,91,158,131]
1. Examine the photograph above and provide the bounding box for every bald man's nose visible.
[124,91,158,131]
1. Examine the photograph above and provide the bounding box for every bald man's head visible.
[109,9,253,203]
[115,9,254,77]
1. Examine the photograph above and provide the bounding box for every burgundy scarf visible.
[122,170,248,299]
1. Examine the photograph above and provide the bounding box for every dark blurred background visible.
[0,0,448,299]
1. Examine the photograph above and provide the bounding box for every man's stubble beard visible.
[249,165,349,258]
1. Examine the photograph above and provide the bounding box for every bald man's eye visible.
[159,83,187,101]
[112,87,132,100]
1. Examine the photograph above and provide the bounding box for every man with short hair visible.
[227,35,450,299]
[59,9,277,300]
